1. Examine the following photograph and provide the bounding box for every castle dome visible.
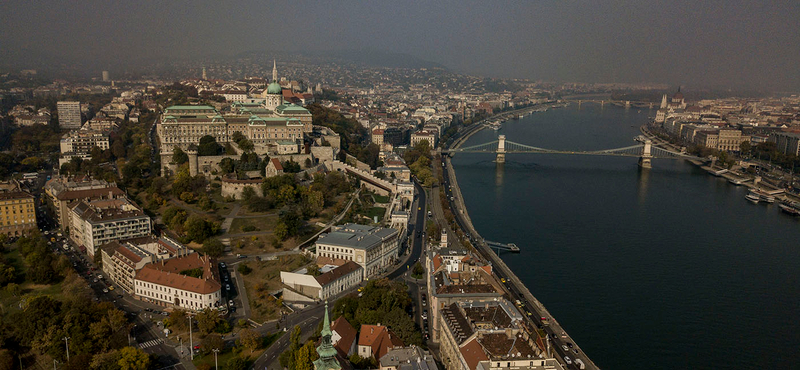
[267,81,282,95]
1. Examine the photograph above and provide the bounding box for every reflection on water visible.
[495,162,504,188]
[636,166,650,204]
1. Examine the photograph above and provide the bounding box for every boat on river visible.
[745,193,760,203]
[779,201,800,216]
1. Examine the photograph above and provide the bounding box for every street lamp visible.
[62,337,70,362]
[187,313,194,360]
[212,348,220,370]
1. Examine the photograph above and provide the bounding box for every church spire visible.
[314,301,341,370]
[272,59,278,82]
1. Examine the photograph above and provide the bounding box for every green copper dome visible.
[267,81,282,94]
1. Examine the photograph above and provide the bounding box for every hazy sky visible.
[1,0,798,90]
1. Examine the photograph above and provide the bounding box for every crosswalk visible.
[139,338,163,349]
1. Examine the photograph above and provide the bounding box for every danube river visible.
[451,104,800,369]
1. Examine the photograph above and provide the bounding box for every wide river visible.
[451,104,800,370]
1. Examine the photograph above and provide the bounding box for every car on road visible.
[562,345,569,352]
[93,279,98,283]
[219,262,226,268]
[161,311,169,316]
[102,288,109,293]
[229,300,234,306]
[566,342,573,348]
[563,356,572,365]
[226,284,231,291]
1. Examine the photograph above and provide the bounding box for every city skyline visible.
[1,0,799,91]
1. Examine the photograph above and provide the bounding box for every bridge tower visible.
[496,135,506,163]
[638,139,652,169]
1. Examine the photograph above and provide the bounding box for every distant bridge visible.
[442,135,706,168]
[567,99,657,109]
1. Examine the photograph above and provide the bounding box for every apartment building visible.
[57,101,82,129]
[315,223,400,279]
[0,191,36,237]
[69,198,151,257]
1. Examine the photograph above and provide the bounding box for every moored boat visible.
[779,201,800,216]
[745,193,760,203]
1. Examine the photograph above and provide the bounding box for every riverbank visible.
[640,124,800,206]
[439,109,601,369]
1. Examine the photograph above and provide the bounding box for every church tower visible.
[264,60,284,110]
[313,302,342,370]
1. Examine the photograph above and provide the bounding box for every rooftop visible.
[315,261,362,286]
[317,224,398,251]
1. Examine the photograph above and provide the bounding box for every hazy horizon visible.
[1,0,798,91]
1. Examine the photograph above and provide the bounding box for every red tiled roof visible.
[271,158,284,171]
[116,245,143,263]
[359,325,386,347]
[359,325,404,359]
[331,317,357,357]
[135,254,220,294]
[459,338,489,370]
[432,255,443,271]
[315,261,362,286]
[135,267,221,294]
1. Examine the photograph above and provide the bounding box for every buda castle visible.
[156,61,313,165]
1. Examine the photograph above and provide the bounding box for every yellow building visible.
[0,191,37,237]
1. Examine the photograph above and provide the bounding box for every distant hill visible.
[233,49,446,70]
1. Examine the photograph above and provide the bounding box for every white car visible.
[564,356,572,365]
[562,345,569,352]
[102,288,109,293]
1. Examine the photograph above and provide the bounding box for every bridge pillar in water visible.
[638,139,652,169]
[600,100,604,108]
[496,134,506,163]
[625,100,631,108]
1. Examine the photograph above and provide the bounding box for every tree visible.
[295,341,315,370]
[5,282,20,297]
[168,309,189,331]
[202,238,224,258]
[238,263,252,275]
[412,262,425,277]
[173,146,189,164]
[227,357,247,370]
[184,215,217,242]
[197,135,222,156]
[274,222,289,241]
[116,347,150,370]
[239,328,261,351]
[219,157,235,174]
[201,333,224,355]
[232,131,246,144]
[241,186,257,201]
[238,139,254,153]
[196,308,219,335]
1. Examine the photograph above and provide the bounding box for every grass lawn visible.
[241,254,311,323]
[373,194,390,203]
[0,248,66,318]
[229,216,278,234]
[192,331,284,369]
[229,235,284,256]
[366,207,385,222]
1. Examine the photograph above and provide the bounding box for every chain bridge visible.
[442,135,706,168]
